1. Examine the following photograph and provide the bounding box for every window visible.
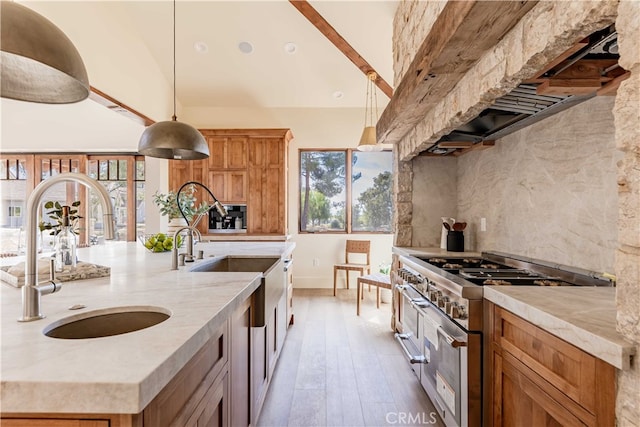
[299,149,393,233]
[0,154,144,255]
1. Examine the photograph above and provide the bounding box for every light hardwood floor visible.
[257,288,444,427]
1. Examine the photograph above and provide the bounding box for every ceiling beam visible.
[89,87,155,127]
[289,0,393,99]
[376,0,538,146]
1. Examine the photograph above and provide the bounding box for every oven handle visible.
[424,312,468,349]
[394,333,428,364]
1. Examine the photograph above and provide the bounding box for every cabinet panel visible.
[251,325,268,425]
[496,353,585,427]
[230,299,251,427]
[144,323,228,427]
[486,302,616,427]
[206,137,226,170]
[495,307,596,411]
[227,137,248,169]
[208,171,246,204]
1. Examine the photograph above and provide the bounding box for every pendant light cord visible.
[172,0,177,121]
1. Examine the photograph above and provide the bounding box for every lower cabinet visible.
[485,301,616,427]
[143,321,229,427]
[230,298,252,427]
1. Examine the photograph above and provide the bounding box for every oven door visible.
[394,284,428,379]
[421,302,471,427]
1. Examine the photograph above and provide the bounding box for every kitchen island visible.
[0,241,294,421]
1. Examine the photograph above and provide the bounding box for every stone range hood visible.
[426,27,620,156]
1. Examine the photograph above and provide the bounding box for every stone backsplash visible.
[458,96,619,274]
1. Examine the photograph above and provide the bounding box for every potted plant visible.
[153,184,210,225]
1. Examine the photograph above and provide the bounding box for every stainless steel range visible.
[393,251,614,427]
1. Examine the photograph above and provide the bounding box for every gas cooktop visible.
[418,255,582,287]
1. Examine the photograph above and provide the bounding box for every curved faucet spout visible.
[176,181,227,225]
[20,172,116,322]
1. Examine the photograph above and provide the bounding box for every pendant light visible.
[0,1,89,104]
[137,0,209,160]
[357,71,383,152]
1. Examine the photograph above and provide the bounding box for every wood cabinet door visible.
[247,138,286,234]
[494,352,586,427]
[208,171,246,204]
[226,137,248,169]
[230,300,251,427]
[206,137,227,170]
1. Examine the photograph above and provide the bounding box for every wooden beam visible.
[459,140,495,155]
[597,71,630,96]
[376,0,538,146]
[531,39,589,79]
[437,141,474,149]
[89,86,155,127]
[288,0,393,98]
[537,78,602,95]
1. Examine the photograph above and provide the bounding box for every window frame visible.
[0,153,144,247]
[298,148,393,235]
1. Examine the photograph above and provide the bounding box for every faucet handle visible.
[49,257,56,281]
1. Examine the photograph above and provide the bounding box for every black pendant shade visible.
[0,1,90,104]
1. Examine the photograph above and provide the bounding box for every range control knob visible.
[448,302,460,318]
[438,295,449,308]
[428,290,440,302]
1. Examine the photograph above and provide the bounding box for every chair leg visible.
[357,280,361,316]
[376,287,381,308]
[333,267,337,296]
[346,271,349,290]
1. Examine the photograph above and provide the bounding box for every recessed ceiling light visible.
[333,91,344,99]
[193,41,208,53]
[238,41,254,54]
[284,42,297,54]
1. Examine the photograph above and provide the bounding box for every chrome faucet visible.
[171,182,226,270]
[19,172,115,322]
[171,225,202,270]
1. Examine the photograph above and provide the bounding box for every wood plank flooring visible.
[258,288,444,427]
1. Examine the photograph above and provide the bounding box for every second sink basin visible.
[43,306,171,339]
[189,256,279,273]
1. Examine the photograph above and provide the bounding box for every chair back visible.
[345,240,370,265]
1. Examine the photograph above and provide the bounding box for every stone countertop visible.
[484,286,634,370]
[1,241,295,415]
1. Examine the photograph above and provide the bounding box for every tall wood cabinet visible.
[168,129,292,236]
[485,301,616,427]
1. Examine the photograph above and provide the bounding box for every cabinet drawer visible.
[493,306,615,420]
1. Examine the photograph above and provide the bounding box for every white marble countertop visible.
[392,246,482,258]
[0,241,295,415]
[484,286,634,370]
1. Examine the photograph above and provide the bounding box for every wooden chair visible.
[333,240,370,296]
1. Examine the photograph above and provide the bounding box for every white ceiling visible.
[1,1,398,152]
[115,0,397,108]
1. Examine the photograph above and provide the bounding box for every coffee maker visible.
[208,204,247,232]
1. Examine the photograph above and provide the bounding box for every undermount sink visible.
[43,306,171,339]
[189,256,279,274]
